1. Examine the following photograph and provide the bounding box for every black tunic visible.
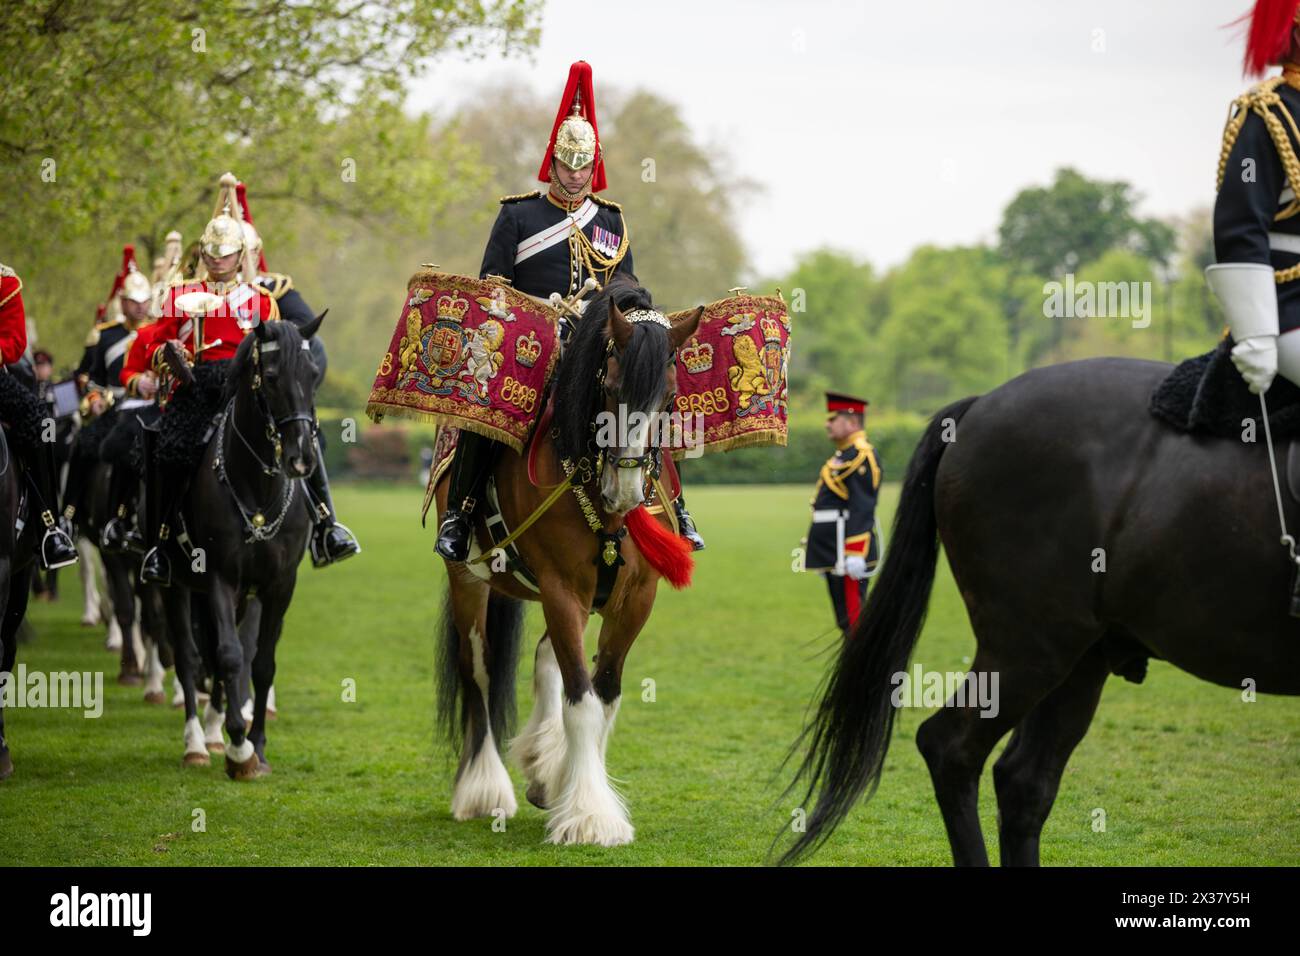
[86,321,137,391]
[478,192,635,299]
[804,432,881,573]
[1214,82,1300,333]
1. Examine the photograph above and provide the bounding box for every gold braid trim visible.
[0,273,21,310]
[567,211,630,294]
[1217,77,1300,283]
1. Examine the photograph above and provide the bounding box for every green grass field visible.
[1,482,1297,866]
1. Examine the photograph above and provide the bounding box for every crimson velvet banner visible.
[366,269,561,453]
[666,293,790,457]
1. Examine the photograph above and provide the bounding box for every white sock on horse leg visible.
[546,690,633,847]
[183,716,206,756]
[203,702,224,747]
[450,624,517,821]
[509,636,566,799]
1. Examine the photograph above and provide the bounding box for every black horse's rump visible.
[0,371,50,451]
[158,361,231,470]
[1150,337,1300,438]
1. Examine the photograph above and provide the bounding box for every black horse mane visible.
[552,278,671,462]
[223,319,316,404]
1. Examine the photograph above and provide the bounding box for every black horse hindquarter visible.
[935,355,1300,697]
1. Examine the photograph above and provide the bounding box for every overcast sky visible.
[409,0,1261,277]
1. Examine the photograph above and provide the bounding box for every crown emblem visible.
[680,338,713,374]
[436,292,470,322]
[760,313,782,343]
[515,330,542,368]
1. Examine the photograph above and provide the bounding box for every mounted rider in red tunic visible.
[433,61,706,562]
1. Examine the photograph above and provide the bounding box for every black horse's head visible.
[225,312,326,478]
[553,279,702,514]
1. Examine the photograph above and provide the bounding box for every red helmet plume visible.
[1242,0,1300,76]
[536,61,606,193]
[106,244,137,302]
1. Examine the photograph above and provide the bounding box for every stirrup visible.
[310,521,361,569]
[141,546,172,587]
[435,510,472,562]
[40,527,79,571]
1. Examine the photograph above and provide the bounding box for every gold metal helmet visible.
[553,96,597,171]
[241,220,262,259]
[200,172,245,258]
[121,263,152,304]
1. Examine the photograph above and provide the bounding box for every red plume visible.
[235,181,268,273]
[1241,0,1300,76]
[624,505,693,589]
[95,303,106,321]
[536,60,606,193]
[107,244,136,302]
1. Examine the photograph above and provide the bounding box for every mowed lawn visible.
[1,481,1297,866]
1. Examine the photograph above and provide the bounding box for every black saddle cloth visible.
[1149,337,1300,439]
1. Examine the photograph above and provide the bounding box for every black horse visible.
[782,356,1300,866]
[0,425,42,780]
[162,315,321,778]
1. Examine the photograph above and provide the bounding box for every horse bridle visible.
[596,318,677,478]
[231,337,317,477]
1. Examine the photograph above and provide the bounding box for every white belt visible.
[117,397,152,411]
[1268,231,1300,255]
[812,509,847,523]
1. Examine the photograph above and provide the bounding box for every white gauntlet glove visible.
[844,555,869,580]
[1206,262,1281,395]
[1230,335,1278,395]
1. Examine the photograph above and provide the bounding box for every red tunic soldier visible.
[0,263,79,569]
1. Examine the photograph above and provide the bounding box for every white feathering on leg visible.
[546,691,633,847]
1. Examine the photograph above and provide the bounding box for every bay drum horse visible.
[161,315,321,779]
[435,280,700,846]
[783,357,1300,865]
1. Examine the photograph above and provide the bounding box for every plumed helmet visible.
[200,172,245,258]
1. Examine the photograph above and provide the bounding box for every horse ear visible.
[669,305,704,350]
[298,309,328,340]
[254,318,272,341]
[608,299,633,350]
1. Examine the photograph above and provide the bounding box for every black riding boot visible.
[101,459,141,552]
[29,441,78,570]
[434,431,499,561]
[305,440,360,568]
[673,494,705,552]
[141,429,188,587]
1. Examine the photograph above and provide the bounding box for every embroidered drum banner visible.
[366,269,560,453]
[666,293,790,457]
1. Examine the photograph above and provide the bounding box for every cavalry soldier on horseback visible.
[434,60,705,561]
[803,392,881,635]
[138,172,358,585]
[0,262,79,570]
[1209,0,1300,392]
[62,244,155,545]
[233,179,356,568]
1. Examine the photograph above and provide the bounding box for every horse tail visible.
[436,589,526,753]
[778,395,979,865]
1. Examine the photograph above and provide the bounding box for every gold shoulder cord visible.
[1218,74,1300,283]
[567,211,630,294]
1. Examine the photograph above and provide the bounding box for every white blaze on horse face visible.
[602,409,649,515]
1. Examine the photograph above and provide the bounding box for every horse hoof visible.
[258,758,272,776]
[266,708,278,720]
[182,751,210,768]
[526,782,549,810]
[206,741,225,755]
[117,671,143,687]
[225,752,266,781]
[143,690,166,705]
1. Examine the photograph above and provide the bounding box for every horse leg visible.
[446,577,517,820]
[0,558,15,780]
[993,643,1110,866]
[105,556,141,685]
[543,584,633,847]
[509,631,567,810]
[77,537,101,626]
[246,588,291,773]
[163,587,208,767]
[915,644,1080,866]
[237,596,260,727]
[192,595,226,754]
[206,580,257,780]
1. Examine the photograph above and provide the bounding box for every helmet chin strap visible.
[548,164,593,206]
